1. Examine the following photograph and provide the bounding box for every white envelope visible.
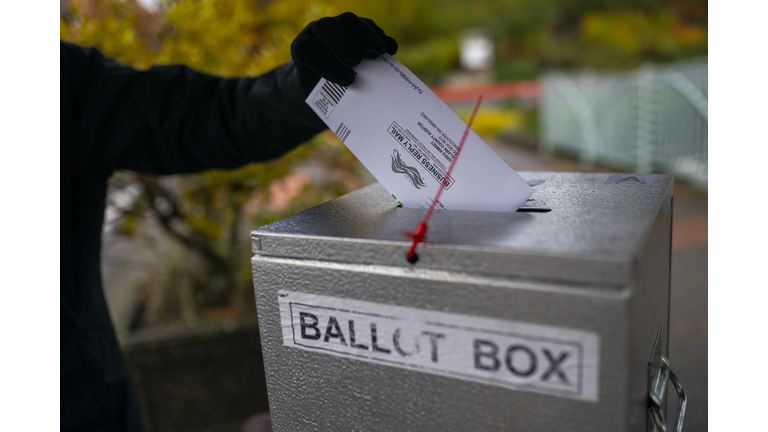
[305,54,533,212]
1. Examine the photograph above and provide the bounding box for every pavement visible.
[491,138,708,432]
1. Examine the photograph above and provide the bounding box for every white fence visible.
[539,57,708,189]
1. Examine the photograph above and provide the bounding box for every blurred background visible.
[60,1,707,431]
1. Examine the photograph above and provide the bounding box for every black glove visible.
[291,12,398,95]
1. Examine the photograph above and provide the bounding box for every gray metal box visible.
[251,172,673,431]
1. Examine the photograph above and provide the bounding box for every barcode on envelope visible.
[335,122,352,143]
[322,81,348,104]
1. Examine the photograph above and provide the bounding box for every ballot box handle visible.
[647,328,687,432]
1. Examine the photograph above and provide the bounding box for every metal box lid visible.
[251,172,672,288]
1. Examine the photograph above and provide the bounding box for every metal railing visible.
[540,58,708,189]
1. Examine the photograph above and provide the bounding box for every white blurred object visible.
[540,57,708,189]
[136,0,159,12]
[459,28,494,71]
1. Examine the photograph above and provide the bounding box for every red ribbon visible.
[404,95,484,262]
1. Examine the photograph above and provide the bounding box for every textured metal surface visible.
[253,172,671,287]
[251,172,673,432]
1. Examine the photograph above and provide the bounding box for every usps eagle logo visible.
[391,149,428,189]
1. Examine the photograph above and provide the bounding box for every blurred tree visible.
[61,0,706,329]
[61,0,369,328]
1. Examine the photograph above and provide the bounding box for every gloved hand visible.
[291,12,398,96]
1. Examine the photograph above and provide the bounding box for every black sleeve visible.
[62,41,327,177]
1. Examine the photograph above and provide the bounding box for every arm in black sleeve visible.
[65,41,327,177]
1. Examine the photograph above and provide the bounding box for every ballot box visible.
[250,172,684,432]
